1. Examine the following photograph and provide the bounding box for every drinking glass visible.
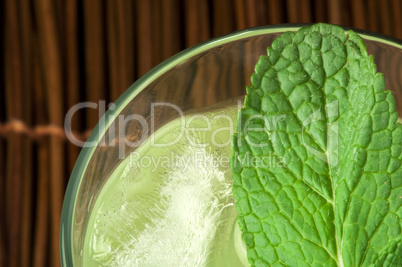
[60,24,402,266]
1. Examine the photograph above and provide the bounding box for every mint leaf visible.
[231,24,402,266]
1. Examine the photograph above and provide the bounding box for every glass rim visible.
[60,22,402,266]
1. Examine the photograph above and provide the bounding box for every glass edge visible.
[60,22,402,266]
[342,24,402,49]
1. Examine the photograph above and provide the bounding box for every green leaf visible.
[231,23,402,267]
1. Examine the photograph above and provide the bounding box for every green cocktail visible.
[82,99,248,266]
[60,24,402,267]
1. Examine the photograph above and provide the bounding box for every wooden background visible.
[1,0,401,266]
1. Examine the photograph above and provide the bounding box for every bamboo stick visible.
[351,0,366,30]
[83,0,106,128]
[5,137,23,267]
[105,0,134,99]
[0,137,5,267]
[106,0,120,102]
[0,66,5,264]
[379,0,393,36]
[136,0,153,77]
[256,0,268,26]
[391,0,402,39]
[313,0,328,23]
[268,0,284,24]
[161,0,181,60]
[367,0,379,33]
[0,3,6,249]
[33,0,64,266]
[6,137,24,258]
[0,126,7,267]
[117,0,135,92]
[4,0,22,134]
[235,0,247,30]
[151,0,163,67]
[4,1,23,266]
[245,0,259,27]
[106,0,135,100]
[196,0,210,41]
[184,0,198,47]
[299,0,312,23]
[64,0,81,174]
[213,0,236,37]
[33,140,50,267]
[48,132,64,267]
[18,0,34,265]
[19,137,33,267]
[328,0,342,25]
[341,0,352,27]
[286,0,300,23]
[184,0,211,47]
[32,37,49,267]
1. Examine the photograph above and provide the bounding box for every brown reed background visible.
[1,0,401,266]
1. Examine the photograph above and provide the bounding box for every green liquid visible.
[83,99,248,266]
